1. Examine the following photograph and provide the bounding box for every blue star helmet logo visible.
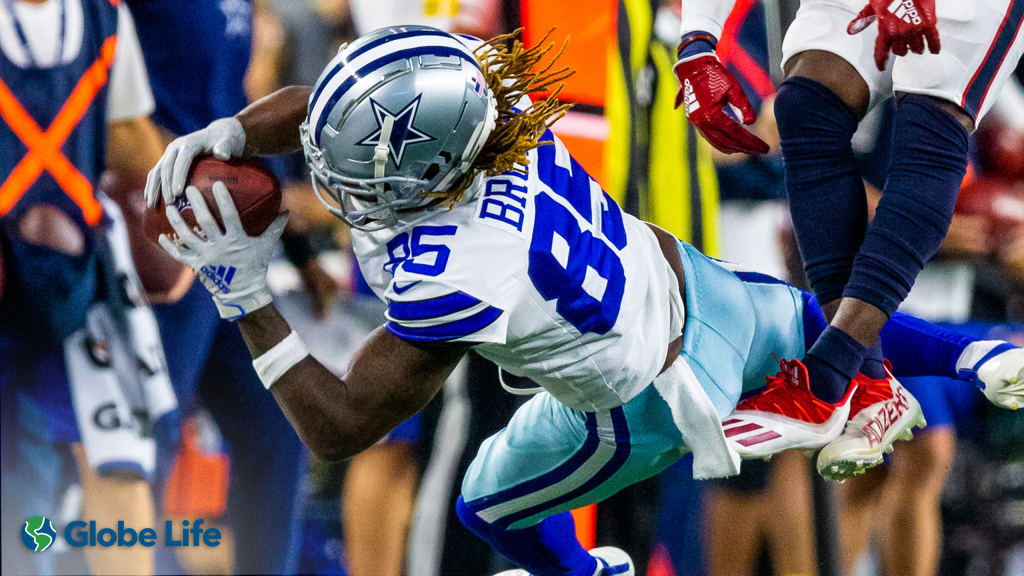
[357,95,435,169]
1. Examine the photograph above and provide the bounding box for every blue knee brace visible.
[845,94,969,316]
[776,77,866,306]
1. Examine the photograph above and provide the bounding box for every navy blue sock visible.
[803,292,884,379]
[776,77,866,304]
[804,326,866,402]
[456,497,597,576]
[879,312,974,378]
[844,94,969,315]
[802,294,980,382]
[860,340,887,378]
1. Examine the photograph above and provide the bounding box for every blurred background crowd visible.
[1,1,1022,575]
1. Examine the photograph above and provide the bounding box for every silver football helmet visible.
[301,25,497,231]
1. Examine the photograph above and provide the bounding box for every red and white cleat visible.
[816,365,926,481]
[723,359,857,459]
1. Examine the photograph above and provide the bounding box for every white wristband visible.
[253,331,308,389]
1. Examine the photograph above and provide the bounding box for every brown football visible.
[144,155,282,243]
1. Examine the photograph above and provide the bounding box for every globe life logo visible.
[64,519,222,548]
[19,517,221,550]
[21,516,56,552]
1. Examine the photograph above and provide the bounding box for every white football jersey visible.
[352,131,685,412]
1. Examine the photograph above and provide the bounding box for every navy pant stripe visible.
[464,412,601,510]
[494,407,632,528]
[962,0,1024,118]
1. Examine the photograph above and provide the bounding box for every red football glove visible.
[848,0,940,71]
[673,50,770,155]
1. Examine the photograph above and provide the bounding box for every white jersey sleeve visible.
[679,0,738,39]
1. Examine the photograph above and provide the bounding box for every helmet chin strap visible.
[373,116,395,195]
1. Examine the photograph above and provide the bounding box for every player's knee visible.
[896,92,975,133]
[774,75,858,147]
[17,204,85,256]
[772,80,802,134]
[784,50,870,117]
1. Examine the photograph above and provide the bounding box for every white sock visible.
[955,340,1008,373]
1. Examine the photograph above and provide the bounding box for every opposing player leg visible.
[836,0,1024,352]
[456,387,685,576]
[775,0,895,403]
[808,0,1024,421]
[891,0,1024,130]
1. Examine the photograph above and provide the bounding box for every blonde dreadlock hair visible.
[433,29,575,203]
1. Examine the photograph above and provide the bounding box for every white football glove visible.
[975,347,1023,410]
[145,117,247,207]
[158,182,287,320]
[957,342,1023,410]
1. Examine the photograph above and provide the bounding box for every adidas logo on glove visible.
[887,0,922,25]
[200,265,236,293]
[683,80,700,114]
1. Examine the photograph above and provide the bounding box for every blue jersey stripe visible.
[464,413,601,511]
[308,28,456,116]
[387,291,482,322]
[385,305,503,342]
[313,46,481,145]
[494,406,631,528]
[962,0,1024,118]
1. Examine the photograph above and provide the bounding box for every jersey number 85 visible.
[527,142,627,335]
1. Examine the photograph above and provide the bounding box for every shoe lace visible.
[737,359,802,409]
[851,372,894,413]
[737,358,834,419]
[764,356,799,389]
